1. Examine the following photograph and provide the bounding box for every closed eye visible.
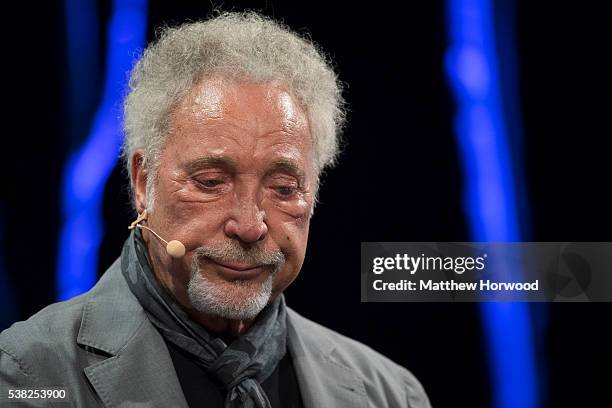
[199,179,224,188]
[275,186,297,197]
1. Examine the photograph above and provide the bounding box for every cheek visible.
[154,194,230,252]
[287,224,309,262]
[271,215,310,275]
[266,191,312,220]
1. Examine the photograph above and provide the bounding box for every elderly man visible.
[0,12,430,408]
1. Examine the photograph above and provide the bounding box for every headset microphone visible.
[128,209,186,258]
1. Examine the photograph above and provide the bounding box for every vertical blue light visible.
[58,0,148,300]
[63,0,99,149]
[445,0,539,407]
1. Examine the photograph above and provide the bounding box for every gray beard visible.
[187,266,275,320]
[186,243,284,320]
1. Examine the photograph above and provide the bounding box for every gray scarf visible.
[121,230,287,408]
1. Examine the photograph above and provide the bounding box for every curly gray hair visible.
[122,11,346,208]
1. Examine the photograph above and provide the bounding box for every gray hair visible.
[122,11,346,208]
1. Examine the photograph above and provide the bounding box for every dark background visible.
[1,1,611,407]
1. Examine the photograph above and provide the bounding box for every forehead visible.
[167,76,313,163]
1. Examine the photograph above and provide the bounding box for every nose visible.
[223,195,268,243]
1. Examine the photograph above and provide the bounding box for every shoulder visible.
[0,259,126,387]
[287,308,430,408]
[0,293,89,386]
[2,292,89,342]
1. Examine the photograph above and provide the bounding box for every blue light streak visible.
[445,0,539,407]
[58,0,147,300]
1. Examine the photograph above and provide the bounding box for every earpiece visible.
[128,209,186,258]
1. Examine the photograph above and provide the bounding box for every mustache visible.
[191,241,286,269]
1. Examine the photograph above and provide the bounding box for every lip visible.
[209,260,266,280]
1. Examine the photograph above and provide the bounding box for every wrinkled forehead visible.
[163,76,316,178]
[173,76,311,137]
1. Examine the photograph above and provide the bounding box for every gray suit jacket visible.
[1,259,430,407]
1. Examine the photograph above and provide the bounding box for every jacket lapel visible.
[77,260,188,408]
[287,310,368,408]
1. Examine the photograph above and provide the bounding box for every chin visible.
[186,269,274,320]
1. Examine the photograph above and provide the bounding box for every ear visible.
[130,150,148,213]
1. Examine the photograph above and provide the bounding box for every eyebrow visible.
[183,156,238,174]
[265,159,307,185]
[183,155,307,184]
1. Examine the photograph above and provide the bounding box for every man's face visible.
[134,76,315,320]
